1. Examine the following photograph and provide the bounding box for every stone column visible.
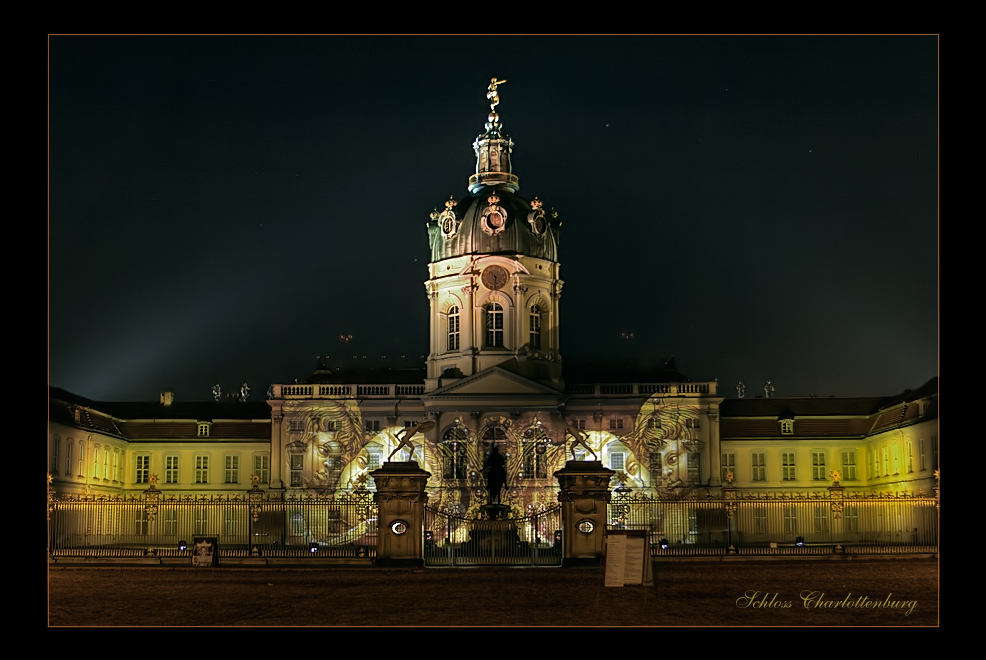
[371,461,432,567]
[554,460,614,566]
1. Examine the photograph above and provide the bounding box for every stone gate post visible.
[371,461,431,567]
[554,461,615,566]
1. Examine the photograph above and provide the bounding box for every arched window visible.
[447,306,460,351]
[486,302,504,347]
[441,424,469,480]
[529,304,542,349]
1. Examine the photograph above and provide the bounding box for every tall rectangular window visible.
[78,441,86,477]
[811,452,826,480]
[93,446,100,479]
[841,451,856,480]
[163,509,178,536]
[845,506,859,533]
[882,447,889,476]
[195,456,209,484]
[906,443,913,473]
[721,453,735,481]
[782,453,796,481]
[289,454,304,487]
[447,306,460,351]
[103,449,109,480]
[529,305,541,349]
[66,440,73,477]
[136,455,150,484]
[609,452,626,472]
[165,455,179,484]
[255,455,270,483]
[486,303,504,347]
[920,439,926,470]
[224,455,239,484]
[754,508,767,534]
[813,507,828,533]
[687,453,701,484]
[112,450,120,482]
[892,445,900,474]
[194,509,208,535]
[783,507,798,533]
[53,436,60,475]
[752,453,766,481]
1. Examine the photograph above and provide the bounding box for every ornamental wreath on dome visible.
[481,192,507,236]
[439,196,459,239]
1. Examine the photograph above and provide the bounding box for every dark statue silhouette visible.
[483,444,507,505]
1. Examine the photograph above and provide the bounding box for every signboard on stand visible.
[603,530,652,587]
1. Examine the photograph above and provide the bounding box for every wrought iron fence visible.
[424,504,563,566]
[607,489,938,557]
[48,487,378,561]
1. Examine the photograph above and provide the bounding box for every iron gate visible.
[423,505,563,566]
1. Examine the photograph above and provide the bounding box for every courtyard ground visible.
[48,558,938,626]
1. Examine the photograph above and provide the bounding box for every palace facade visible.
[48,83,938,521]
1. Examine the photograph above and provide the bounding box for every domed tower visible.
[424,79,563,391]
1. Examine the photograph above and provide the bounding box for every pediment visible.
[427,366,561,397]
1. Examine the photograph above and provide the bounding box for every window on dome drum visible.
[721,453,735,481]
[529,305,541,349]
[136,455,150,484]
[166,455,179,484]
[752,453,766,481]
[225,455,239,484]
[841,451,856,480]
[782,453,796,481]
[195,455,209,484]
[448,306,460,351]
[811,452,826,480]
[255,455,270,483]
[486,303,504,347]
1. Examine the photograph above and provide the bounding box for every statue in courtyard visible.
[483,444,507,504]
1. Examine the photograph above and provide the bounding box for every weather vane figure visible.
[764,381,774,398]
[736,381,745,398]
[566,425,598,461]
[212,384,221,402]
[240,382,250,401]
[487,77,507,113]
[387,420,436,462]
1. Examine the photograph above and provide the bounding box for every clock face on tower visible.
[481,265,509,290]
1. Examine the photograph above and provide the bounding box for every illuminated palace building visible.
[48,85,938,517]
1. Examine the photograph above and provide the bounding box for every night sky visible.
[49,36,938,402]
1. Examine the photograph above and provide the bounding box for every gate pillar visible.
[554,461,615,566]
[371,461,431,567]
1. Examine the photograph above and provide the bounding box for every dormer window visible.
[779,419,794,435]
[197,422,211,437]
